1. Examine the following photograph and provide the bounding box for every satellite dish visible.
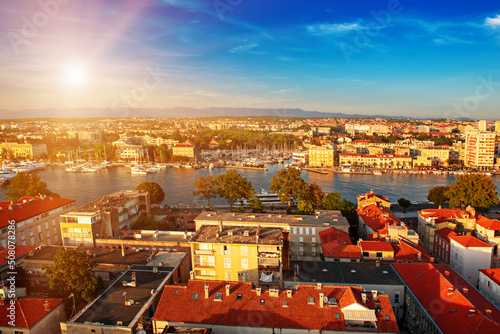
[323,296,328,304]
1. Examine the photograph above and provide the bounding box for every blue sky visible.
[1,0,500,119]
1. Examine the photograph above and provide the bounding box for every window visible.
[192,293,199,300]
[260,299,265,305]
[224,258,231,269]
[305,227,309,235]
[376,252,383,258]
[223,245,230,255]
[363,251,369,257]
[311,228,316,235]
[37,225,41,233]
[299,227,303,234]
[174,290,178,295]
[236,293,243,301]
[395,291,400,303]
[21,232,25,240]
[29,228,33,236]
[214,292,223,301]
[45,222,49,229]
[307,297,315,304]
[293,227,297,234]
[299,236,304,243]
[241,246,248,256]
[241,259,248,270]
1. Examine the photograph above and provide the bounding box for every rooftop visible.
[191,225,283,245]
[0,245,35,267]
[153,280,399,332]
[434,227,458,243]
[392,263,500,334]
[476,215,500,231]
[283,261,403,286]
[72,190,147,213]
[319,228,361,259]
[479,268,500,285]
[73,266,171,326]
[359,241,394,252]
[357,204,401,232]
[0,297,63,328]
[194,210,349,228]
[450,235,493,248]
[0,196,75,228]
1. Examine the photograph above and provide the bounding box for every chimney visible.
[121,243,125,257]
[445,271,450,276]
[316,283,322,290]
[361,293,367,303]
[286,290,292,298]
[417,252,421,260]
[204,285,209,299]
[43,300,50,312]
[256,288,262,296]
[319,293,324,308]
[226,284,230,296]
[190,271,195,280]
[463,288,469,294]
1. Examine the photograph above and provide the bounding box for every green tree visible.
[193,175,217,206]
[269,167,306,207]
[446,174,499,212]
[132,214,159,230]
[398,197,411,213]
[215,169,254,211]
[297,200,315,215]
[428,185,449,209]
[43,247,104,302]
[136,181,165,204]
[249,194,264,213]
[6,173,60,201]
[297,182,324,214]
[322,192,342,210]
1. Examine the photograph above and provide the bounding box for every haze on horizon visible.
[1,0,500,120]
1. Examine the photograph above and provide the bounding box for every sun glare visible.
[63,63,87,86]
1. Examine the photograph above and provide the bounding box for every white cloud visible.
[306,22,365,35]
[485,15,500,28]
[229,43,265,54]
[270,87,299,94]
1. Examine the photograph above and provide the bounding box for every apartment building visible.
[115,145,147,162]
[194,211,349,261]
[449,235,493,286]
[60,190,151,247]
[339,153,412,169]
[465,130,495,170]
[479,269,500,307]
[433,227,457,264]
[357,190,391,209]
[172,144,195,158]
[393,263,500,334]
[190,225,288,286]
[0,142,48,159]
[474,215,500,267]
[0,196,76,248]
[152,281,399,334]
[308,144,337,167]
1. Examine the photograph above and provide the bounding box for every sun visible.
[63,63,87,86]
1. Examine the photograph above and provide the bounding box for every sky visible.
[1,0,500,119]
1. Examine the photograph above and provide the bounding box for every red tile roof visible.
[359,241,394,252]
[0,297,63,328]
[392,263,500,334]
[153,280,399,333]
[0,245,36,267]
[449,235,493,248]
[475,215,500,231]
[357,204,401,232]
[434,227,457,243]
[418,208,472,220]
[319,228,361,259]
[392,238,432,261]
[0,196,75,228]
[479,269,500,285]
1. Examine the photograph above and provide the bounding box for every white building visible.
[450,235,493,286]
[479,269,500,307]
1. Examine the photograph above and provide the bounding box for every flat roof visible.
[283,261,404,286]
[22,246,187,267]
[191,225,282,245]
[73,190,147,213]
[194,210,349,228]
[74,266,171,326]
[110,230,191,243]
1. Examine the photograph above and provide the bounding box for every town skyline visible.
[1,0,500,119]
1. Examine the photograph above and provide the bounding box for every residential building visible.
[292,151,309,165]
[0,196,76,249]
[393,263,500,334]
[359,241,394,261]
[449,235,493,286]
[465,130,495,170]
[356,190,391,209]
[479,268,500,307]
[496,121,500,134]
[308,144,337,167]
[433,227,457,264]
[194,210,349,261]
[479,120,488,131]
[416,146,451,167]
[474,215,500,267]
[339,153,413,169]
[172,144,195,158]
[0,297,67,334]
[152,280,399,334]
[283,261,406,319]
[60,264,182,334]
[320,227,361,262]
[357,204,402,239]
[190,225,288,286]
[115,144,147,162]
[60,190,151,247]
[0,142,48,159]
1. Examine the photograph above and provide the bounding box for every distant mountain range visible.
[0,107,471,120]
